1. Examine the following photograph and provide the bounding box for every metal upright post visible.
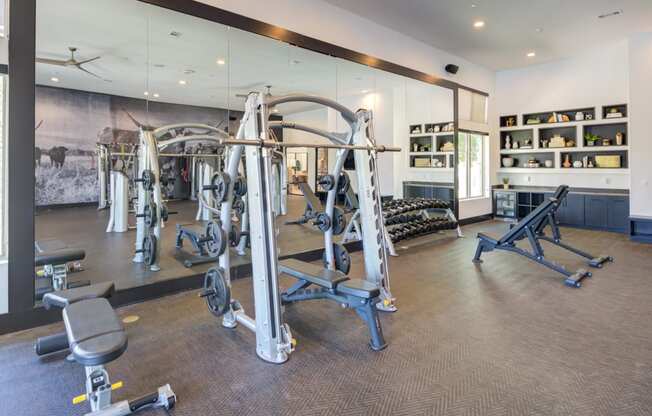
[352,110,396,311]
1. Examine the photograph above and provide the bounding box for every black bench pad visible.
[43,282,115,309]
[35,248,86,267]
[63,298,127,366]
[280,259,349,289]
[338,279,380,299]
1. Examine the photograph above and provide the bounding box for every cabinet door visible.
[563,194,585,226]
[585,196,608,228]
[607,197,629,232]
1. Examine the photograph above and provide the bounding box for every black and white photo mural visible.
[35,85,237,206]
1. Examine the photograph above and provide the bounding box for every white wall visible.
[628,33,652,218]
[284,107,330,189]
[494,41,630,190]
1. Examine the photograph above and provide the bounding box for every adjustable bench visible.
[35,283,176,415]
[530,185,613,268]
[34,248,88,300]
[473,197,593,288]
[279,258,386,351]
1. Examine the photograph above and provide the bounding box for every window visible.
[457,131,487,199]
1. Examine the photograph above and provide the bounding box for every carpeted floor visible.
[2,220,651,415]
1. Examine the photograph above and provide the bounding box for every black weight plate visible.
[210,172,231,203]
[205,220,226,257]
[315,212,331,232]
[323,243,351,275]
[232,198,245,216]
[332,207,346,235]
[141,169,155,191]
[233,176,247,197]
[318,175,335,191]
[203,267,231,317]
[144,202,158,228]
[143,234,157,266]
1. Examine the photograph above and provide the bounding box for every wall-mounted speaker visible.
[445,64,459,75]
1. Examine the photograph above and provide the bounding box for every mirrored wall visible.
[33,0,458,302]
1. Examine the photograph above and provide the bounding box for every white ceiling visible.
[322,0,652,70]
[36,0,413,114]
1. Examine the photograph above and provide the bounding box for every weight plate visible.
[144,202,158,228]
[323,243,351,275]
[160,204,169,222]
[142,234,158,266]
[318,174,335,191]
[203,267,231,317]
[332,207,346,235]
[314,212,331,232]
[337,172,350,194]
[232,198,245,217]
[209,172,231,203]
[233,176,247,197]
[141,170,155,191]
[205,220,226,257]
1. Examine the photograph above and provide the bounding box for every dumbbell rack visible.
[383,198,463,254]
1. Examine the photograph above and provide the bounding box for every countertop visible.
[492,185,629,197]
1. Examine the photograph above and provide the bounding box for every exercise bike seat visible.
[35,248,86,267]
[43,282,115,309]
[63,298,127,366]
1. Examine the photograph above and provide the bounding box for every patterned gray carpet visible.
[1,221,651,415]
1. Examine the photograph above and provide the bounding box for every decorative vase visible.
[563,154,572,168]
[616,132,624,146]
[587,140,595,146]
[573,161,583,168]
[504,135,512,149]
[502,157,515,168]
[544,160,553,168]
[514,141,519,149]
[575,112,584,121]
[503,183,509,190]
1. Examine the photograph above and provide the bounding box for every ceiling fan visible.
[36,46,111,82]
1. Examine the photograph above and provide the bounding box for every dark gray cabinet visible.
[584,196,609,228]
[607,197,629,232]
[493,188,629,234]
[557,194,585,227]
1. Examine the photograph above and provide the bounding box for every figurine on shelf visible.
[563,154,572,168]
[514,141,520,149]
[541,139,549,148]
[588,159,595,168]
[506,117,515,127]
[504,135,512,149]
[575,111,584,121]
[602,138,611,146]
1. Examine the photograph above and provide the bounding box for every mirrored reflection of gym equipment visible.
[199,92,400,363]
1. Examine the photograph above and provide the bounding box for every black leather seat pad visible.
[337,279,380,299]
[63,298,127,366]
[43,282,115,309]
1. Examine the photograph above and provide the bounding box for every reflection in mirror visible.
[31,0,459,306]
[0,73,6,315]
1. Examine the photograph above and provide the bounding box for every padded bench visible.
[35,247,88,298]
[35,283,175,415]
[279,258,386,350]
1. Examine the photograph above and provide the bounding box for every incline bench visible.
[35,283,176,415]
[279,258,386,351]
[473,195,596,288]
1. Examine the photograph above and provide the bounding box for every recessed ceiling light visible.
[216,59,226,65]
[178,80,187,85]
[361,89,370,94]
[153,93,160,98]
[272,108,279,113]
[50,77,59,83]
[169,31,182,38]
[473,21,485,28]
[535,27,543,33]
[183,69,196,75]
[527,51,536,58]
[471,3,477,7]
[143,91,149,96]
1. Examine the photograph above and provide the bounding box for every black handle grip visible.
[129,392,159,412]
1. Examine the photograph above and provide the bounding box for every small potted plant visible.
[502,177,510,190]
[584,133,600,146]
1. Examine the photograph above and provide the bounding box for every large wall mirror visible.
[32,0,460,306]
